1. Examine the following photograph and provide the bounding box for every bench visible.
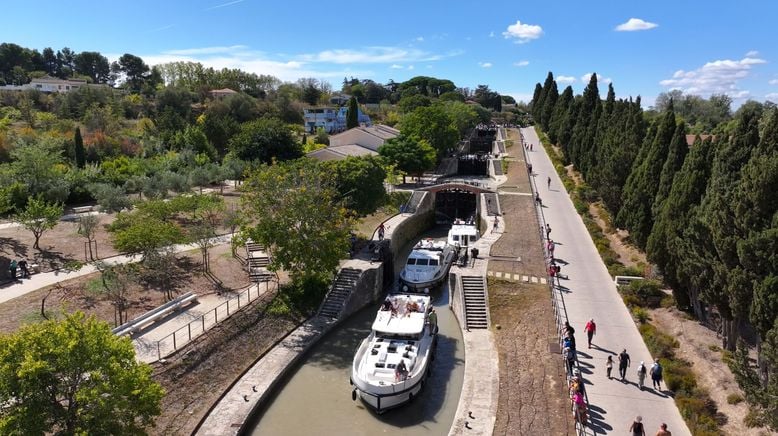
[72,206,94,214]
[112,291,198,336]
[613,275,644,287]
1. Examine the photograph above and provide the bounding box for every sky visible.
[3,0,778,107]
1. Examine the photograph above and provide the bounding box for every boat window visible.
[429,259,439,266]
[406,258,417,265]
[470,235,477,242]
[452,235,459,242]
[416,259,429,266]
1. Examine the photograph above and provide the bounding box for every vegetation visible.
[15,195,63,250]
[0,312,163,434]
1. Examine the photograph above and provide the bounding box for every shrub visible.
[726,393,743,404]
[622,279,665,308]
[639,323,678,359]
[663,358,697,393]
[632,307,649,323]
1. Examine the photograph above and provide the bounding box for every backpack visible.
[637,364,646,376]
[652,364,663,378]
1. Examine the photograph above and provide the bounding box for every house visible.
[329,93,351,105]
[209,88,238,99]
[307,124,399,161]
[0,75,89,93]
[685,134,715,146]
[303,106,372,133]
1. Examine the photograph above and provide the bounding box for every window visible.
[416,259,429,266]
[406,258,417,265]
[429,259,439,266]
[452,235,459,242]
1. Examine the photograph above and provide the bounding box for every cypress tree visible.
[569,74,599,169]
[647,136,713,315]
[652,121,689,217]
[549,86,573,144]
[74,127,85,168]
[530,83,543,122]
[540,80,558,131]
[346,96,359,129]
[616,102,676,248]
[558,97,580,159]
[535,72,555,122]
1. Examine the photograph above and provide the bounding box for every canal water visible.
[249,229,466,436]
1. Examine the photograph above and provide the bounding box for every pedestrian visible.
[564,344,576,375]
[584,318,597,348]
[650,360,663,390]
[547,239,554,253]
[606,355,614,379]
[493,216,499,231]
[546,224,552,238]
[377,223,385,241]
[527,163,533,174]
[619,348,631,380]
[536,194,543,206]
[655,423,672,436]
[547,176,551,189]
[629,416,646,436]
[18,258,29,278]
[554,264,562,278]
[530,143,533,151]
[9,259,17,280]
[566,331,576,350]
[637,361,647,389]
[562,320,575,336]
[549,264,556,277]
[470,247,479,260]
[428,307,438,333]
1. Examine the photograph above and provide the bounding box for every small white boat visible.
[351,294,437,413]
[399,239,455,293]
[447,218,480,249]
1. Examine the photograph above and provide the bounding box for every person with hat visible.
[629,416,646,436]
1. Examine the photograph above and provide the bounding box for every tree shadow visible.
[0,236,29,258]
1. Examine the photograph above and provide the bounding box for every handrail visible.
[112,291,197,336]
[525,132,590,435]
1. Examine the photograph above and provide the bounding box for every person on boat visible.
[428,307,438,333]
[407,300,420,313]
[382,298,393,311]
[395,360,409,382]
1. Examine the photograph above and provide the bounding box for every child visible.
[606,355,614,379]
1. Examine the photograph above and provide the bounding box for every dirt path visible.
[587,203,646,270]
[490,281,573,435]
[650,308,762,435]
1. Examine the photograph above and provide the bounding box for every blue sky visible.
[3,0,778,107]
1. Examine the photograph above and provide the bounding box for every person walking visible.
[377,223,385,241]
[8,259,18,280]
[650,360,664,390]
[545,224,552,239]
[629,416,646,436]
[584,319,597,348]
[606,355,614,379]
[547,176,551,189]
[637,361,647,389]
[655,423,672,436]
[428,307,438,333]
[619,348,631,380]
[530,143,533,151]
[18,259,29,278]
[493,216,499,232]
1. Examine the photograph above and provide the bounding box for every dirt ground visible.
[490,280,574,436]
[0,243,250,333]
[150,290,303,435]
[650,308,765,435]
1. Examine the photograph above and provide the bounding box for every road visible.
[522,127,690,436]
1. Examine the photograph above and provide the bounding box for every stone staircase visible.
[318,268,362,318]
[483,192,500,216]
[462,276,488,329]
[404,191,426,214]
[491,159,503,176]
[246,241,272,282]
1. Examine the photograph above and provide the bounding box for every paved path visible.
[522,128,690,436]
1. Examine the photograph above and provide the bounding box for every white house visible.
[0,75,96,93]
[303,106,372,134]
[307,124,399,161]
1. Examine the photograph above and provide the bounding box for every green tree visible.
[401,105,458,159]
[540,78,558,131]
[241,160,352,285]
[298,77,323,105]
[378,135,436,183]
[16,196,63,250]
[398,94,432,113]
[442,101,480,136]
[73,126,85,168]
[346,96,359,129]
[228,117,302,163]
[74,51,110,83]
[112,53,150,92]
[322,156,387,216]
[0,312,163,435]
[108,211,184,260]
[77,214,101,261]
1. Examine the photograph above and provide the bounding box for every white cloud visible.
[416,36,424,42]
[769,79,778,85]
[766,92,778,101]
[489,31,495,38]
[503,20,543,43]
[580,73,611,85]
[479,62,493,68]
[556,75,576,84]
[513,60,530,67]
[615,18,658,32]
[164,45,248,56]
[390,64,404,69]
[746,50,760,57]
[408,65,415,70]
[660,55,767,97]
[299,46,449,64]
[506,92,535,104]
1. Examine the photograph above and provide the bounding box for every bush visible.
[622,279,665,308]
[726,393,743,404]
[663,358,697,393]
[632,307,649,323]
[639,323,678,359]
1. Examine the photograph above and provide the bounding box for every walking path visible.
[522,127,690,435]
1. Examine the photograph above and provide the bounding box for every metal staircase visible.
[246,241,272,282]
[462,276,489,329]
[318,268,362,318]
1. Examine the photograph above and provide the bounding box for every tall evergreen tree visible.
[540,80,558,131]
[549,86,573,144]
[569,74,599,169]
[534,72,555,122]
[530,83,543,122]
[652,121,689,217]
[616,102,676,248]
[346,96,359,129]
[74,127,85,169]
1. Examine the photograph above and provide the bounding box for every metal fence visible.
[525,137,590,436]
[151,280,274,361]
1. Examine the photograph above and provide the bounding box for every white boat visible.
[447,218,480,249]
[399,239,455,293]
[351,294,437,413]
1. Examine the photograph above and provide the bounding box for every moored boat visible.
[447,218,480,250]
[399,239,455,293]
[351,294,437,413]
